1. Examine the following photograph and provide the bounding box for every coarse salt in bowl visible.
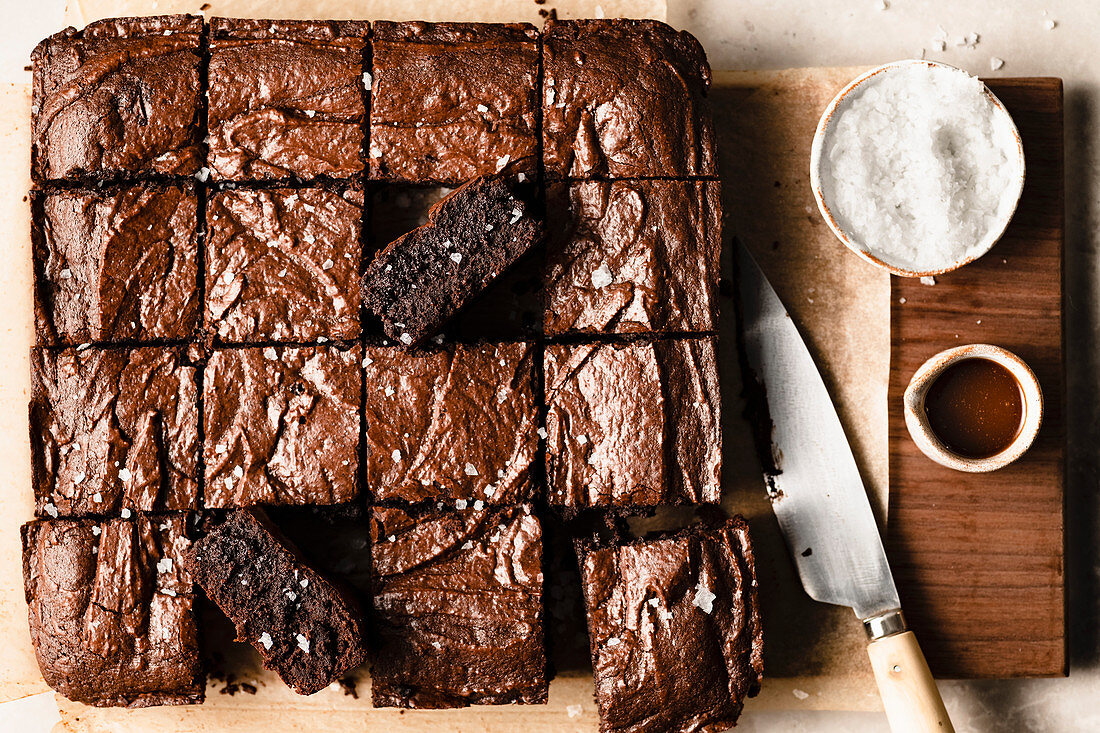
[810,60,1025,276]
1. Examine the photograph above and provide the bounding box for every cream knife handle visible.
[868,629,954,733]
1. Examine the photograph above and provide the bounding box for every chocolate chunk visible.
[207,18,368,181]
[32,15,203,181]
[363,342,537,505]
[362,173,544,347]
[370,504,547,708]
[202,344,361,507]
[185,509,367,695]
[370,22,539,184]
[544,337,721,508]
[30,346,199,518]
[577,517,763,733]
[33,184,199,344]
[205,186,363,342]
[545,179,721,336]
[22,514,203,707]
[542,19,716,180]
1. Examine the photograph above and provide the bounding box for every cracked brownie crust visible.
[22,514,203,708]
[203,344,361,508]
[205,186,363,342]
[207,18,368,181]
[30,346,200,518]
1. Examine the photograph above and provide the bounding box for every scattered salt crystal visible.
[921,276,937,286]
[322,258,334,270]
[456,499,468,509]
[464,463,479,476]
[606,637,621,647]
[793,689,810,700]
[92,492,103,503]
[432,640,442,649]
[363,356,373,367]
[300,578,309,588]
[576,435,588,445]
[296,634,310,653]
[118,468,132,481]
[120,508,132,519]
[591,262,614,289]
[222,270,234,284]
[264,347,278,361]
[537,427,548,439]
[157,558,173,573]
[990,57,1005,71]
[1044,19,1057,31]
[233,465,244,478]
[44,503,58,518]
[400,333,413,345]
[461,540,474,550]
[73,471,86,484]
[162,588,177,597]
[496,154,510,171]
[92,525,101,536]
[692,581,716,613]
[216,444,228,454]
[450,252,463,264]
[648,598,660,607]
[875,0,887,9]
[286,590,297,602]
[566,704,583,718]
[899,297,907,304]
[59,268,72,280]
[259,632,273,650]
[392,449,402,462]
[387,534,396,542]
[517,173,527,183]
[473,500,484,510]
[362,71,372,89]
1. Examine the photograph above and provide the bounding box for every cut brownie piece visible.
[203,344,361,507]
[205,186,363,342]
[207,18,368,181]
[544,338,721,508]
[542,19,716,180]
[184,509,367,695]
[545,179,721,336]
[370,504,547,708]
[370,22,539,184]
[22,514,203,707]
[32,15,203,181]
[30,346,199,517]
[577,517,763,733]
[362,173,543,346]
[363,342,537,505]
[33,184,199,345]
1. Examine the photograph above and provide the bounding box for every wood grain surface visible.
[888,78,1066,678]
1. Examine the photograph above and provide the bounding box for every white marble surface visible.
[1,1,1097,731]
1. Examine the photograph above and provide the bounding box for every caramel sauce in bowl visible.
[903,344,1043,472]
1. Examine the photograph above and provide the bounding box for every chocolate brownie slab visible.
[22,514,202,707]
[369,22,538,185]
[32,14,203,181]
[203,344,361,507]
[207,18,368,181]
[185,509,367,695]
[362,173,543,347]
[544,337,721,508]
[30,346,199,518]
[542,19,716,180]
[544,179,721,336]
[205,186,363,342]
[363,342,537,505]
[370,504,547,708]
[576,517,763,733]
[33,184,199,345]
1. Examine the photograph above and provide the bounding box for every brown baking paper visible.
[0,0,891,725]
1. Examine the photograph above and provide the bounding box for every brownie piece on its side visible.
[205,187,363,342]
[370,22,539,184]
[32,15,203,181]
[203,344,361,507]
[362,173,543,346]
[542,19,716,180]
[22,514,203,707]
[30,347,199,518]
[577,517,763,733]
[545,180,721,336]
[544,338,721,509]
[363,342,537,505]
[33,184,199,345]
[207,18,368,181]
[185,509,367,695]
[370,504,547,708]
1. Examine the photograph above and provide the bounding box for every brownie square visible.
[185,509,367,695]
[362,173,543,346]
[363,342,537,505]
[30,346,199,518]
[544,338,721,508]
[370,504,547,708]
[206,186,363,342]
[542,19,716,180]
[577,517,763,733]
[203,344,361,507]
[32,15,203,181]
[370,22,539,184]
[207,18,368,181]
[22,514,203,707]
[545,179,721,336]
[33,184,199,345]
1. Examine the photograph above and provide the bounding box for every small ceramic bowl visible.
[809,60,1026,277]
[903,344,1043,473]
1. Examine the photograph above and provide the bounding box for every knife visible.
[735,243,954,733]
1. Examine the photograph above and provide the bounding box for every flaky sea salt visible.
[820,63,1022,272]
[259,632,273,650]
[692,581,716,613]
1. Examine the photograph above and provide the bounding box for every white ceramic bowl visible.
[903,344,1043,473]
[809,60,1026,278]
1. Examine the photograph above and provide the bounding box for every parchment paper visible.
[0,1,893,727]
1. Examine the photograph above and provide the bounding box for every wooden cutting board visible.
[887,78,1066,678]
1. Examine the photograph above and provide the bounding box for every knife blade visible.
[735,242,954,733]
